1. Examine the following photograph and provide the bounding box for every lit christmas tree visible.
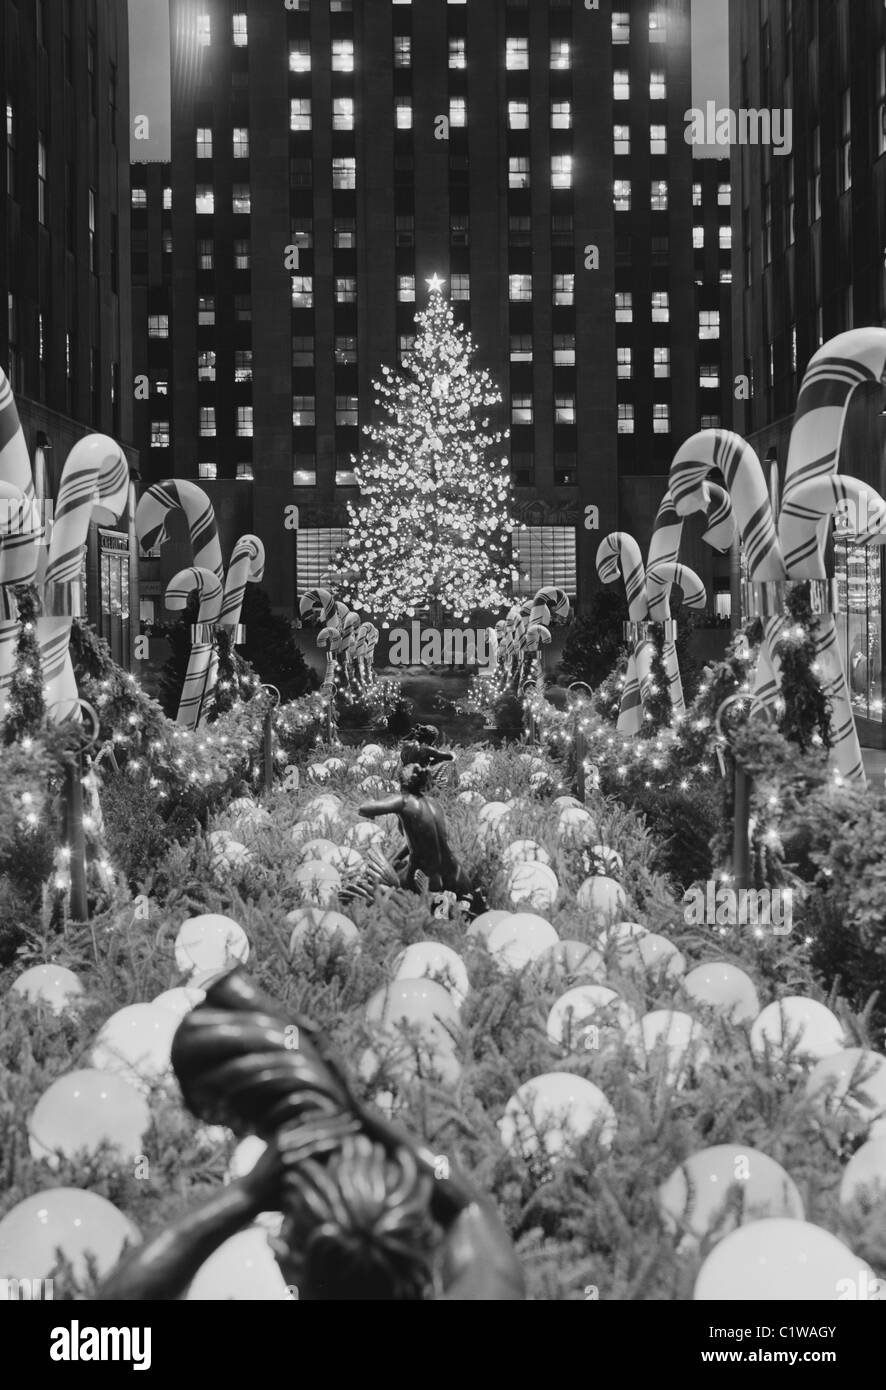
[342,278,513,625]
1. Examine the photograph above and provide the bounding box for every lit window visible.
[197,14,210,46]
[236,406,253,437]
[555,395,575,424]
[693,226,705,250]
[151,421,170,447]
[700,414,722,430]
[163,231,173,254]
[335,335,356,363]
[336,277,357,303]
[615,292,633,322]
[233,127,249,158]
[718,182,731,206]
[510,334,532,362]
[451,273,470,301]
[233,185,251,214]
[290,43,310,73]
[651,291,670,322]
[511,525,577,597]
[449,38,466,69]
[163,186,172,210]
[199,406,216,437]
[720,269,733,285]
[618,403,635,434]
[552,101,571,130]
[553,273,574,306]
[196,239,213,271]
[509,274,532,302]
[650,124,667,155]
[235,350,253,381]
[700,365,720,388]
[336,395,358,426]
[150,371,168,395]
[335,468,358,487]
[612,12,630,43]
[398,275,415,302]
[233,238,250,270]
[198,462,217,480]
[654,348,669,378]
[292,275,314,308]
[614,179,631,212]
[699,309,720,340]
[551,40,571,69]
[198,296,215,325]
[450,97,467,128]
[651,180,668,211]
[333,98,354,131]
[335,219,356,248]
[332,40,354,72]
[551,155,572,189]
[236,464,254,481]
[148,314,169,337]
[396,99,413,130]
[293,463,317,487]
[512,395,533,425]
[394,36,411,68]
[693,182,703,207]
[293,396,316,427]
[131,187,147,208]
[719,225,732,250]
[614,125,630,156]
[333,157,356,190]
[37,134,47,224]
[554,334,575,366]
[614,70,630,100]
[291,99,312,132]
[506,38,529,70]
[650,70,666,100]
[196,126,212,158]
[198,350,216,381]
[291,218,313,249]
[509,156,530,189]
[399,334,415,361]
[649,11,666,42]
[233,13,247,46]
[296,528,350,591]
[653,403,670,434]
[617,346,632,378]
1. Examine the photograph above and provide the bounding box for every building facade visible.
[0,0,137,668]
[730,0,886,740]
[132,0,733,627]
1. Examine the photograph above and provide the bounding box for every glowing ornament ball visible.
[499,1072,617,1162]
[466,909,511,944]
[185,1228,295,1301]
[288,907,359,952]
[682,962,760,1025]
[364,979,462,1085]
[534,939,605,987]
[174,914,250,982]
[501,838,550,868]
[297,837,340,864]
[487,913,559,972]
[556,806,597,847]
[91,1003,180,1094]
[658,1145,804,1251]
[506,861,559,913]
[576,875,627,923]
[693,1219,883,1301]
[343,820,387,850]
[28,1069,151,1170]
[626,1011,711,1089]
[633,933,687,980]
[750,997,845,1067]
[546,985,636,1055]
[805,1049,886,1137]
[293,859,342,905]
[0,1189,140,1284]
[392,941,469,1009]
[11,964,84,1014]
[839,1138,886,1209]
[587,845,624,876]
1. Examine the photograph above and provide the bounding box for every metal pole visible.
[733,766,752,891]
[263,708,274,791]
[66,754,88,922]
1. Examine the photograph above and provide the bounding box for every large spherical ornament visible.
[301,794,343,820]
[228,797,258,819]
[359,1038,463,1093]
[91,1003,180,1094]
[209,833,251,873]
[601,921,649,969]
[327,845,364,876]
[682,962,760,1025]
[457,789,484,807]
[470,752,493,775]
[488,913,559,971]
[359,776,390,794]
[750,998,845,1067]
[11,964,84,1014]
[576,875,627,922]
[693,1219,883,1301]
[553,796,583,811]
[174,914,250,980]
[546,985,636,1055]
[185,1227,296,1300]
[28,1070,151,1169]
[805,1050,886,1137]
[392,942,469,1009]
[365,978,462,1075]
[476,801,511,843]
[228,800,271,831]
[658,1145,804,1251]
[297,837,341,864]
[465,909,511,943]
[534,939,606,986]
[587,845,624,877]
[359,743,385,763]
[529,770,554,794]
[151,986,205,1021]
[343,821,386,851]
[306,763,331,783]
[499,1073,617,1161]
[287,906,359,952]
[324,757,346,775]
[634,933,687,979]
[839,1138,886,1209]
[626,1011,711,1088]
[501,838,550,868]
[0,1189,140,1284]
[293,859,342,905]
[556,807,597,847]
[506,861,559,912]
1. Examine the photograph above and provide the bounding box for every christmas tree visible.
[342,278,513,625]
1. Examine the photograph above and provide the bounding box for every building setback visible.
[132,0,733,624]
[0,0,137,667]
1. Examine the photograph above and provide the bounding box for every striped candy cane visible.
[780,474,886,782]
[41,436,130,723]
[219,535,265,634]
[645,561,707,717]
[298,587,336,626]
[135,480,224,581]
[0,371,41,708]
[532,586,571,622]
[596,532,654,735]
[165,567,224,729]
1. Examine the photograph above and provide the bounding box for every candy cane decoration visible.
[41,436,130,723]
[645,561,707,717]
[219,535,265,636]
[165,567,224,729]
[596,533,654,735]
[0,370,42,708]
[136,480,224,582]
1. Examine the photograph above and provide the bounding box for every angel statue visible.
[99,969,524,1301]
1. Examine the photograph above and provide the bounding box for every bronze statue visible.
[358,763,474,900]
[99,968,524,1301]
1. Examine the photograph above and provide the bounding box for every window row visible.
[612,11,667,44]
[617,404,672,435]
[151,407,255,444]
[195,127,250,158]
[511,396,577,424]
[614,71,667,101]
[293,396,360,426]
[195,463,255,482]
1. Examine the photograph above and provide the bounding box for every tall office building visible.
[730,0,886,741]
[132,0,732,623]
[0,0,138,666]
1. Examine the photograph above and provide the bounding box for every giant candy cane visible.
[209,534,266,695]
[0,370,42,707]
[166,567,224,729]
[645,561,707,716]
[596,533,655,736]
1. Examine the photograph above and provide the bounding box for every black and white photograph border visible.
[0,0,884,1350]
